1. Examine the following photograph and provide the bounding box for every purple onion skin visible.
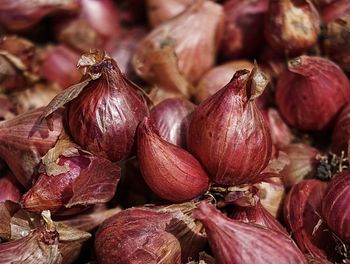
[193,202,307,264]
[188,70,272,186]
[285,180,338,261]
[322,170,350,243]
[67,58,149,162]
[276,56,350,131]
[150,98,195,148]
[220,0,269,59]
[331,102,350,154]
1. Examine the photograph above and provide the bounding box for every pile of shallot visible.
[0,0,350,263]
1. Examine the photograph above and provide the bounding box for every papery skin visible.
[264,0,320,55]
[281,143,319,188]
[0,36,39,92]
[0,0,78,31]
[0,94,16,121]
[220,0,269,59]
[150,98,195,148]
[22,147,121,215]
[0,172,21,203]
[147,0,194,28]
[255,176,285,218]
[0,225,62,264]
[95,205,206,264]
[67,54,149,162]
[193,202,307,264]
[195,60,254,103]
[276,56,350,131]
[54,0,120,52]
[331,103,350,154]
[285,180,337,261]
[41,45,82,89]
[137,117,209,202]
[321,0,350,24]
[263,108,294,149]
[259,46,286,79]
[0,108,63,188]
[188,70,272,186]
[133,0,225,84]
[322,170,350,243]
[231,201,287,235]
[10,83,59,114]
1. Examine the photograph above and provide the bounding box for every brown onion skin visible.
[150,98,195,148]
[41,45,82,89]
[220,0,269,59]
[0,171,22,202]
[322,170,350,243]
[0,36,39,92]
[264,0,320,55]
[133,0,225,84]
[0,0,78,31]
[137,117,209,202]
[230,201,287,235]
[195,60,254,104]
[255,176,285,218]
[331,103,350,154]
[276,56,350,131]
[95,205,206,264]
[147,0,194,28]
[285,180,337,261]
[194,201,307,264]
[188,70,272,186]
[0,108,63,188]
[67,55,149,162]
[281,143,320,188]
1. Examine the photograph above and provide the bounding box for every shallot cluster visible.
[0,0,350,263]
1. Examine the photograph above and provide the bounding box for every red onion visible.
[147,0,194,28]
[331,103,350,154]
[137,117,209,202]
[133,0,225,84]
[148,87,186,106]
[55,0,120,53]
[0,171,21,202]
[231,201,287,235]
[276,55,350,131]
[95,203,206,264]
[220,0,269,59]
[264,0,320,55]
[285,179,337,261]
[321,0,350,24]
[41,45,82,89]
[21,136,121,215]
[188,68,272,186]
[263,108,294,149]
[105,27,147,77]
[195,60,254,103]
[0,108,63,188]
[322,169,350,243]
[0,0,79,31]
[0,36,40,93]
[150,98,195,148]
[193,201,307,264]
[42,50,149,162]
[9,83,59,114]
[281,143,320,188]
[322,15,350,73]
